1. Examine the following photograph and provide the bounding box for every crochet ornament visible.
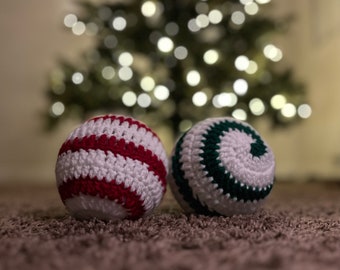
[168,117,275,216]
[55,114,168,221]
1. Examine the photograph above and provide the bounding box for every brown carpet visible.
[1,182,340,270]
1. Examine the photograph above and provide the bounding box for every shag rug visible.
[1,182,340,270]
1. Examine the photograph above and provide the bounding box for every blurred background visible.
[1,0,340,185]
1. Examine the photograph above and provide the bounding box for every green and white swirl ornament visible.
[168,117,275,216]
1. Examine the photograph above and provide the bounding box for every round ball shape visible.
[168,117,275,216]
[55,114,168,221]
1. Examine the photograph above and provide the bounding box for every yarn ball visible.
[55,114,168,221]
[168,117,275,216]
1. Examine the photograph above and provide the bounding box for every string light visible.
[122,91,137,107]
[118,52,134,66]
[234,55,250,71]
[157,37,174,53]
[270,94,286,109]
[112,17,127,31]
[72,72,84,84]
[140,76,155,91]
[212,93,238,108]
[208,10,223,24]
[72,21,86,35]
[188,19,200,32]
[203,50,219,65]
[141,1,157,17]
[118,67,133,81]
[244,2,259,15]
[263,44,283,62]
[101,66,115,80]
[249,98,265,115]
[298,104,312,119]
[192,91,208,107]
[256,0,271,4]
[281,103,296,118]
[240,0,253,5]
[233,79,248,96]
[64,14,77,28]
[232,108,247,121]
[154,85,170,101]
[231,11,246,25]
[137,93,152,108]
[186,70,201,86]
[196,14,209,28]
[245,60,258,74]
[174,46,188,60]
[51,101,65,116]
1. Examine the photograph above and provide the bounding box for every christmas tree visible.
[45,0,311,135]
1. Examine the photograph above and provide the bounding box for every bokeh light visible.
[298,104,312,119]
[281,103,296,118]
[233,79,248,96]
[192,91,208,107]
[122,91,137,107]
[186,70,201,86]
[270,94,286,109]
[72,72,84,84]
[140,76,155,91]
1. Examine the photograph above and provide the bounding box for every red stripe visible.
[87,114,159,139]
[58,134,167,188]
[58,176,145,219]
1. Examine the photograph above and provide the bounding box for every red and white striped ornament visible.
[55,114,168,221]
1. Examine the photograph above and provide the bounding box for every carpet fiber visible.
[1,182,340,270]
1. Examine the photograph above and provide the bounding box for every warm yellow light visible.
[270,94,286,109]
[256,0,271,4]
[157,37,174,53]
[232,109,247,121]
[244,2,259,15]
[140,76,155,91]
[203,50,219,65]
[196,14,209,28]
[154,85,170,101]
[245,60,258,74]
[233,79,248,96]
[122,91,137,107]
[235,55,250,71]
[192,91,208,106]
[281,103,296,118]
[249,98,265,115]
[118,52,134,66]
[118,67,133,81]
[141,1,157,17]
[208,9,223,24]
[186,70,201,86]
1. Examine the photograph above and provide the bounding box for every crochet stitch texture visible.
[55,114,168,220]
[168,117,275,216]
